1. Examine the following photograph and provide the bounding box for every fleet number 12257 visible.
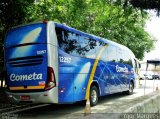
[59,56,71,63]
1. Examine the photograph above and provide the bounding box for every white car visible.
[139,73,145,80]
[139,74,152,80]
[144,74,153,80]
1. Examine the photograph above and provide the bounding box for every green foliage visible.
[0,0,155,61]
[0,0,34,29]
[27,0,154,60]
[130,0,160,15]
[0,0,34,66]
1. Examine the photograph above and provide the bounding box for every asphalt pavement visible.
[6,79,159,119]
[9,80,160,119]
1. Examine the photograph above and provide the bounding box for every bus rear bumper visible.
[6,87,58,104]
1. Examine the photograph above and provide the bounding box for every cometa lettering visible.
[10,72,43,81]
[116,65,128,73]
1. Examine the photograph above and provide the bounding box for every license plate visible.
[20,95,30,101]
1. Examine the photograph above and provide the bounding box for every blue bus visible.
[4,21,137,106]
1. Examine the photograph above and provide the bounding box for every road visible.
[2,80,160,119]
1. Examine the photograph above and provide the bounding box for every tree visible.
[130,0,160,15]
[0,0,34,67]
[0,0,155,60]
[29,0,154,59]
[109,0,160,16]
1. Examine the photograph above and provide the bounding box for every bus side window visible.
[134,59,138,74]
[78,35,96,58]
[100,48,109,62]
[63,30,79,54]
[117,48,132,66]
[95,41,106,60]
[117,48,124,63]
[108,45,117,62]
[100,45,116,62]
[56,27,80,55]
[55,27,63,48]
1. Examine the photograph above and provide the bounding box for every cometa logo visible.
[116,65,128,73]
[10,72,43,81]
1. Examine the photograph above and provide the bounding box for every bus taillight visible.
[45,67,56,90]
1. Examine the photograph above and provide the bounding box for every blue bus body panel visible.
[56,23,135,103]
[58,49,93,103]
[58,49,134,103]
[5,23,48,89]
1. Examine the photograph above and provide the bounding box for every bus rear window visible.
[5,23,47,48]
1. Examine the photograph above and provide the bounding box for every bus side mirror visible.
[139,64,141,68]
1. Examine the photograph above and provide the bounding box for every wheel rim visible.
[91,90,97,103]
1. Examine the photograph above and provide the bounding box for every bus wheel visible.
[90,86,98,106]
[127,82,134,95]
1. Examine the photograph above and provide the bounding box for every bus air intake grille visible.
[8,55,43,67]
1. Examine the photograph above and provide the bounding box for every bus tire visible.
[126,81,134,95]
[90,86,99,106]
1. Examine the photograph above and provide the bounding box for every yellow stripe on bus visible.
[9,86,45,90]
[85,45,108,100]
